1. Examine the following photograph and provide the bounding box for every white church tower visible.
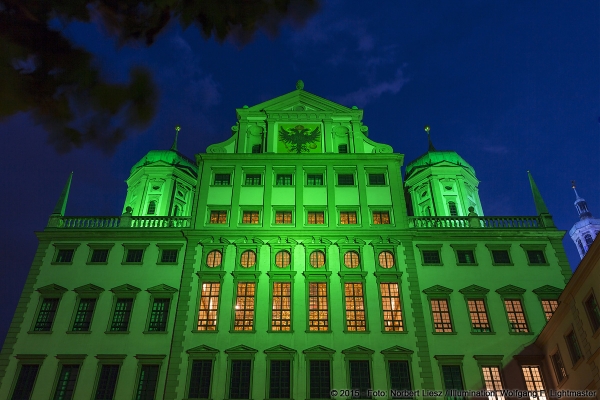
[569,181,600,259]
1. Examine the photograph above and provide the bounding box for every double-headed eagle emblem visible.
[278,125,321,153]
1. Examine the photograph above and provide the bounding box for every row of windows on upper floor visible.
[249,143,353,154]
[212,172,387,187]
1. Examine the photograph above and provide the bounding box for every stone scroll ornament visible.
[278,124,321,153]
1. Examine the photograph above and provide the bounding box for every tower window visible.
[214,174,231,186]
[491,250,511,264]
[337,174,354,186]
[188,360,213,399]
[275,251,291,268]
[368,173,386,185]
[173,205,180,216]
[565,331,583,365]
[308,282,328,331]
[338,144,348,153]
[577,239,585,254]
[271,282,291,331]
[541,300,559,321]
[584,293,600,332]
[431,299,453,332]
[307,174,324,186]
[245,174,261,185]
[34,298,59,331]
[380,282,403,331]
[457,250,475,264]
[240,250,257,268]
[198,282,220,331]
[275,211,292,224]
[71,298,96,331]
[467,299,491,332]
[276,174,293,186]
[135,364,160,400]
[344,283,366,331]
[344,251,360,268]
[340,211,357,224]
[373,211,390,224]
[585,233,594,245]
[110,298,133,332]
[233,282,255,331]
[424,206,431,216]
[309,251,326,268]
[504,299,529,332]
[448,202,458,216]
[251,144,262,153]
[148,298,170,331]
[206,250,222,268]
[147,201,157,215]
[527,250,546,264]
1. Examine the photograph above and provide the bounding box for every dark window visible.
[245,174,261,185]
[242,211,260,224]
[550,351,567,383]
[209,211,227,224]
[527,250,546,264]
[338,174,354,186]
[577,239,585,254]
[307,212,325,225]
[456,250,475,264]
[309,360,330,399]
[161,250,178,263]
[368,173,385,185]
[275,211,292,224]
[214,174,231,186]
[269,360,291,399]
[229,360,251,399]
[276,174,293,186]
[585,294,600,332]
[148,299,170,331]
[126,249,144,263]
[91,249,108,263]
[349,360,371,399]
[307,174,324,186]
[11,364,39,400]
[373,211,390,224]
[173,205,180,216]
[72,298,96,331]
[491,250,511,264]
[585,233,594,245]
[340,211,357,224]
[448,202,458,216]
[389,361,412,398]
[53,364,80,400]
[56,249,74,263]
[565,331,583,365]
[34,298,59,331]
[188,360,212,399]
[110,298,133,332]
[95,365,119,400]
[422,250,441,264]
[338,144,348,153]
[147,201,157,215]
[135,365,159,400]
[251,144,262,153]
[441,365,464,399]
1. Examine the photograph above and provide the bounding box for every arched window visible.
[240,250,257,268]
[147,201,157,215]
[585,233,594,245]
[378,251,395,269]
[206,250,222,268]
[309,251,325,268]
[275,251,291,268]
[173,205,179,216]
[577,239,585,254]
[448,202,458,216]
[344,251,360,268]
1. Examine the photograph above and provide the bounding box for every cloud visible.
[335,68,408,107]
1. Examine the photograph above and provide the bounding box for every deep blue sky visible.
[0,1,598,345]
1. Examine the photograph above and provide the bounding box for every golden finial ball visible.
[424,125,430,132]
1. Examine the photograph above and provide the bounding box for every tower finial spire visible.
[425,125,436,151]
[571,180,593,219]
[52,172,73,216]
[171,125,180,152]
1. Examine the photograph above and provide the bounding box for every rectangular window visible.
[584,294,600,332]
[269,360,291,399]
[307,174,324,186]
[188,360,212,399]
[11,364,39,400]
[126,249,144,263]
[251,144,262,153]
[431,299,453,332]
[380,283,403,332]
[481,366,504,400]
[234,282,255,331]
[161,249,178,263]
[276,174,292,186]
[275,211,292,224]
[340,211,358,225]
[368,173,386,185]
[373,211,390,225]
[34,298,59,331]
[135,365,159,400]
[492,250,511,264]
[110,298,133,332]
[457,250,475,264]
[467,299,491,332]
[272,282,291,331]
[338,144,348,153]
[550,351,567,383]
[344,283,366,331]
[229,360,251,399]
[527,250,546,264]
[441,365,464,395]
[389,361,412,395]
[209,210,227,224]
[148,299,170,332]
[541,300,559,321]
[422,250,441,264]
[245,174,261,185]
[214,174,231,186]
[53,364,80,400]
[337,174,354,186]
[242,211,260,224]
[565,331,583,365]
[307,212,325,225]
[91,249,109,263]
[349,360,371,399]
[72,298,96,331]
[56,249,74,263]
[309,360,331,399]
[504,299,529,332]
[198,282,220,331]
[521,366,546,400]
[95,365,120,400]
[309,282,328,331]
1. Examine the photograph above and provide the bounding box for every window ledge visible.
[431,332,457,335]
[192,329,219,333]
[105,331,130,334]
[66,331,92,334]
[343,330,371,334]
[508,331,534,335]
[143,331,168,334]
[305,330,332,334]
[121,262,143,266]
[156,262,178,265]
[470,331,496,335]
[422,263,443,267]
[267,330,295,334]
[51,262,73,265]
[572,358,584,371]
[229,330,256,334]
[457,263,479,267]
[86,262,108,266]
[28,330,52,334]
[381,330,408,334]
[492,263,514,266]
[527,263,550,267]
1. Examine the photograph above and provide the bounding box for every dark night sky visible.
[0,1,598,345]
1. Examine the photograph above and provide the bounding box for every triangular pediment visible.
[303,345,335,354]
[532,285,563,295]
[111,284,141,294]
[74,284,105,294]
[243,89,353,114]
[495,285,526,294]
[264,345,296,354]
[187,345,219,354]
[225,345,258,354]
[342,345,374,355]
[37,284,68,294]
[458,285,490,295]
[146,284,178,294]
[381,346,414,355]
[423,285,453,295]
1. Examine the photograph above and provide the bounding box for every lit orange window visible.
[308,282,328,331]
[308,212,325,224]
[275,211,292,224]
[275,251,291,268]
[272,282,291,331]
[373,211,390,224]
[240,250,256,268]
[468,299,491,332]
[206,250,222,268]
[344,251,360,268]
[340,211,357,224]
[209,210,227,224]
[234,282,255,331]
[378,251,395,268]
[198,282,220,331]
[431,299,453,332]
[309,251,325,268]
[242,211,259,224]
[521,366,546,400]
[541,300,558,321]
[481,366,505,400]
[344,283,366,331]
[380,283,403,331]
[504,299,529,332]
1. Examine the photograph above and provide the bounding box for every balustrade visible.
[408,216,543,229]
[48,216,191,228]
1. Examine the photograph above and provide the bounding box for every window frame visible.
[496,285,532,335]
[303,345,335,399]
[532,285,562,323]
[121,243,150,265]
[230,273,260,333]
[337,173,356,186]
[459,285,494,335]
[306,209,327,226]
[367,173,386,186]
[132,354,165,400]
[341,279,369,333]
[549,348,568,385]
[371,209,392,226]
[434,356,465,398]
[106,284,140,334]
[86,243,115,265]
[416,244,443,266]
[306,173,324,186]
[240,209,262,226]
[207,208,229,226]
[50,354,86,400]
[264,346,296,399]
[473,356,505,400]
[423,285,455,334]
[51,243,80,265]
[92,355,126,400]
[450,244,478,266]
[306,277,332,333]
[564,329,583,367]
[213,172,232,186]
[274,209,294,226]
[244,173,263,186]
[275,173,294,186]
[9,354,46,400]
[338,207,360,226]
[144,284,177,334]
[29,284,67,334]
[520,244,549,266]
[224,346,258,400]
[381,346,414,398]
[68,284,104,334]
[520,365,547,400]
[156,243,184,265]
[583,290,600,334]
[342,346,375,399]
[486,245,513,266]
[185,345,218,399]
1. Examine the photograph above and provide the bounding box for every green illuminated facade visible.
[0,82,572,400]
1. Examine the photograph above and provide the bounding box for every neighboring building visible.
[569,182,600,259]
[0,82,573,400]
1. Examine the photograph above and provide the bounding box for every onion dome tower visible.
[568,181,600,259]
[123,126,198,217]
[404,126,483,217]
